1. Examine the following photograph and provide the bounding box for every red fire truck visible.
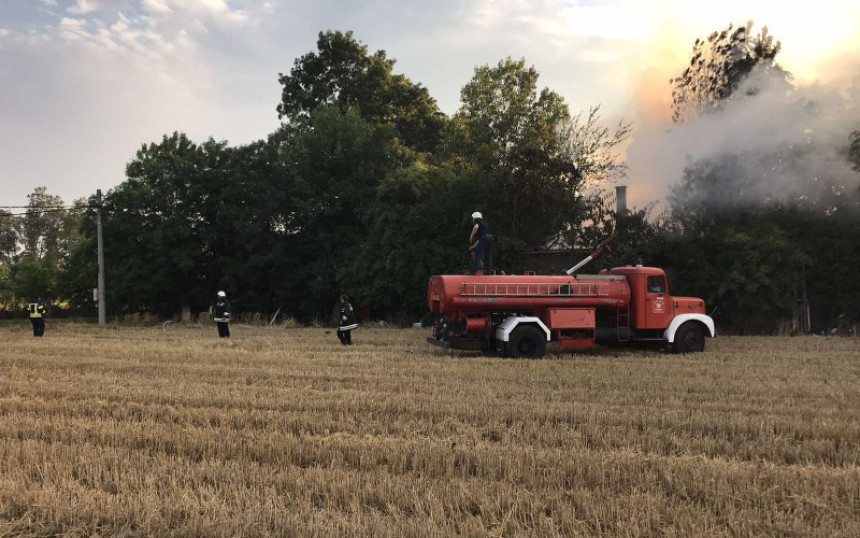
[426,235,715,358]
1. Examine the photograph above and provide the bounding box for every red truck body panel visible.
[547,307,595,329]
[428,274,630,315]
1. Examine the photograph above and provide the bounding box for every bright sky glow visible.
[1,0,858,206]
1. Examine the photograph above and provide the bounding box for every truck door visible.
[643,274,672,329]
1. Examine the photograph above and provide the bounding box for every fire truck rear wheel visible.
[506,326,546,359]
[673,322,706,353]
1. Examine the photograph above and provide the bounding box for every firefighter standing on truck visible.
[337,295,358,346]
[468,211,493,275]
[27,297,46,337]
[212,291,231,338]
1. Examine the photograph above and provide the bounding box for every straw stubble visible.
[0,324,858,537]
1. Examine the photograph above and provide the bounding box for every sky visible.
[1,0,859,208]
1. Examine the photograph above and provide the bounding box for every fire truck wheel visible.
[673,322,706,353]
[506,326,546,359]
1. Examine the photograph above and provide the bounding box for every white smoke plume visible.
[625,59,860,210]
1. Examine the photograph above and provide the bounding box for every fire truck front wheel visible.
[673,322,706,353]
[505,326,547,359]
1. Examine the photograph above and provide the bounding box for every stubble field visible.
[0,322,858,537]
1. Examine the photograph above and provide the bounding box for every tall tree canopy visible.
[0,188,85,305]
[2,26,850,334]
[288,105,400,317]
[0,210,16,264]
[18,187,67,265]
[22,31,614,325]
[455,58,629,259]
[100,133,232,316]
[671,21,788,123]
[277,30,444,152]
[456,58,580,254]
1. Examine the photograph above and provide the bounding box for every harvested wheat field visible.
[0,323,858,537]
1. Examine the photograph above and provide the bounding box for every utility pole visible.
[96,189,106,326]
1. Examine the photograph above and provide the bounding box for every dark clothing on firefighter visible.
[28,300,46,337]
[213,297,231,338]
[474,218,491,238]
[469,218,493,275]
[337,299,358,346]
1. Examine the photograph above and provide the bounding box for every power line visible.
[0,207,86,216]
[0,205,75,209]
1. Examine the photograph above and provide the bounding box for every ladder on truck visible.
[460,282,609,297]
[616,305,630,342]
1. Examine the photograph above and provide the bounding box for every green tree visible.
[102,132,232,316]
[671,218,806,332]
[55,34,632,323]
[58,198,87,261]
[10,257,56,302]
[0,263,12,308]
[456,58,628,262]
[666,158,808,329]
[9,187,86,307]
[778,203,860,330]
[666,149,860,331]
[341,163,474,317]
[17,187,66,264]
[206,127,303,317]
[57,234,96,313]
[288,105,399,318]
[61,130,304,318]
[671,21,788,123]
[56,197,99,313]
[456,57,576,258]
[277,30,443,152]
[458,58,570,166]
[0,209,16,263]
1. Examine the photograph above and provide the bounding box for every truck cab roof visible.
[604,266,667,278]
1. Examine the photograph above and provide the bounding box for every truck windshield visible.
[647,276,666,294]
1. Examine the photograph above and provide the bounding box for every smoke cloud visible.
[625,47,860,211]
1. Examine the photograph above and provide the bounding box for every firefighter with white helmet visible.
[212,290,231,338]
[337,295,358,346]
[468,211,493,275]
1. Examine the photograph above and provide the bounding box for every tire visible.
[673,322,706,353]
[506,325,547,359]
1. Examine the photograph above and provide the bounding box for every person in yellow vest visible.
[27,297,46,337]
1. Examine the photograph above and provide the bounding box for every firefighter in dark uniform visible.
[27,297,46,337]
[212,291,231,338]
[468,211,493,275]
[337,295,358,346]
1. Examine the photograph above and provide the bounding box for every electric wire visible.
[0,205,75,209]
[0,207,87,216]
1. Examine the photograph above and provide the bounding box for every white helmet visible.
[217,291,226,297]
[471,211,482,219]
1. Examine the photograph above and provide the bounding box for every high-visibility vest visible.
[28,303,45,318]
